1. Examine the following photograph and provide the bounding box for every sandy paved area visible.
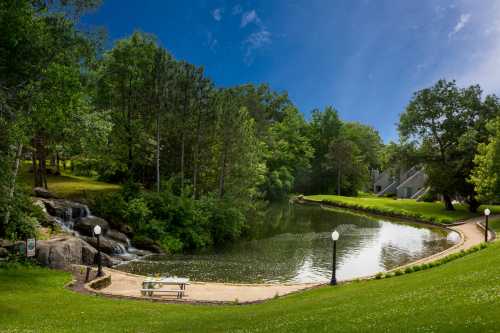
[97,268,317,303]
[92,216,496,304]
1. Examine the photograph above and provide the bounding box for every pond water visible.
[115,202,459,284]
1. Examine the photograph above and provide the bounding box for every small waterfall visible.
[38,198,142,263]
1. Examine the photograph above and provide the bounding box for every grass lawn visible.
[18,162,120,199]
[0,241,499,332]
[489,217,500,232]
[304,194,500,224]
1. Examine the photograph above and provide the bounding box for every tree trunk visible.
[443,194,455,211]
[219,148,227,199]
[56,151,60,175]
[33,135,43,187]
[39,135,48,189]
[467,196,480,213]
[3,143,23,233]
[127,77,133,178]
[337,167,341,196]
[180,84,189,194]
[155,109,161,193]
[192,97,203,199]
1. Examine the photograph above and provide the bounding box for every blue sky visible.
[82,0,500,142]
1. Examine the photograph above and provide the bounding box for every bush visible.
[420,191,437,203]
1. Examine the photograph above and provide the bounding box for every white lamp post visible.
[331,230,339,285]
[484,208,491,243]
[93,225,103,277]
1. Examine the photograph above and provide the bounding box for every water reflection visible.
[116,202,458,283]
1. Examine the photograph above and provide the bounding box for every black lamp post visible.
[484,208,490,243]
[330,230,339,286]
[93,225,103,277]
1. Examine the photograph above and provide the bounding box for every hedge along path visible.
[81,214,497,305]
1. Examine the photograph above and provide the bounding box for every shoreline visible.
[75,203,496,305]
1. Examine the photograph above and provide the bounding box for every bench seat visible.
[140,289,186,298]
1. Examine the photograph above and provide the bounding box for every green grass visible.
[305,194,500,224]
[18,162,120,199]
[1,241,500,332]
[489,217,500,232]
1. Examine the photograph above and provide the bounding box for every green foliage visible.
[88,184,250,253]
[399,80,500,211]
[305,106,382,195]
[470,117,500,203]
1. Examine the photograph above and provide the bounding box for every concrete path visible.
[92,216,496,304]
[388,216,495,272]
[96,268,317,303]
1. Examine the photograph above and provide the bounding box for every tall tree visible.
[399,80,498,211]
[470,117,500,203]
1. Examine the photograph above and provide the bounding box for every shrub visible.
[394,270,404,276]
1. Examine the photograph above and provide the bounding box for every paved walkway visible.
[95,268,317,303]
[91,216,496,304]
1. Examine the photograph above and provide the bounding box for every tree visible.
[470,118,500,203]
[342,122,383,171]
[307,106,343,193]
[264,106,313,199]
[399,80,498,211]
[96,32,158,181]
[324,135,368,196]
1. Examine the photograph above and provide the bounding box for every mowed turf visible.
[18,163,120,199]
[305,194,500,224]
[1,241,500,332]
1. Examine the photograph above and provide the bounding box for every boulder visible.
[119,224,134,236]
[40,198,89,221]
[131,236,162,254]
[107,229,130,245]
[0,239,25,253]
[0,247,9,258]
[36,236,113,269]
[74,216,109,236]
[32,187,56,199]
[80,235,126,255]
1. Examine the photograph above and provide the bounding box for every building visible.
[373,166,428,199]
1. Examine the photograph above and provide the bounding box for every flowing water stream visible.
[116,202,459,283]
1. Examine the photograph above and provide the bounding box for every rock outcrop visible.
[80,235,126,255]
[32,187,56,199]
[74,216,110,236]
[107,229,129,244]
[36,236,113,269]
[39,198,89,222]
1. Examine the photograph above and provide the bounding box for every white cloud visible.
[206,32,218,53]
[453,3,500,94]
[241,10,261,28]
[212,8,223,21]
[243,30,271,64]
[232,4,243,15]
[449,13,471,37]
[239,9,271,64]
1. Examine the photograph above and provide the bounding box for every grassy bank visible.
[1,241,499,332]
[304,194,500,224]
[18,163,120,199]
[490,217,500,232]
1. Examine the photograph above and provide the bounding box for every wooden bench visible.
[140,288,186,299]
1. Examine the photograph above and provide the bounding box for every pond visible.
[115,202,459,284]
